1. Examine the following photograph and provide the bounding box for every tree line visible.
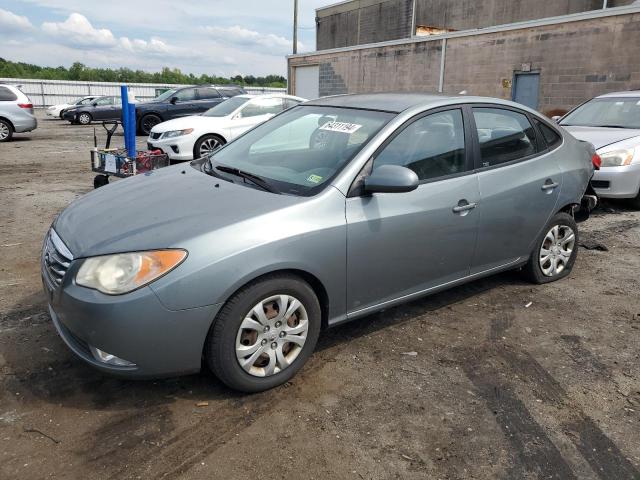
[0,59,287,87]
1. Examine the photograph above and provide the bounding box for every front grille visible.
[42,229,73,291]
[150,132,161,140]
[591,180,610,189]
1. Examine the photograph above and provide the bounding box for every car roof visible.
[596,91,640,98]
[305,92,530,113]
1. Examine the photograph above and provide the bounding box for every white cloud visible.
[203,25,303,55]
[42,13,117,47]
[0,8,34,32]
[119,36,171,55]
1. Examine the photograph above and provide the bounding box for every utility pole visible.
[293,0,299,54]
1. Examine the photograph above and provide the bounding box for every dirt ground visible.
[1,112,639,480]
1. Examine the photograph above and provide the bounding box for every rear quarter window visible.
[0,87,18,101]
[534,119,563,149]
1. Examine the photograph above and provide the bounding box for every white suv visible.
[0,84,37,142]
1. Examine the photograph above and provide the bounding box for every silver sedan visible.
[43,93,594,392]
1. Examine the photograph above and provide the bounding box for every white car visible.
[46,96,99,119]
[147,94,306,160]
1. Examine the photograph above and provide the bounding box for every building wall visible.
[317,0,413,50]
[414,0,604,31]
[291,12,640,115]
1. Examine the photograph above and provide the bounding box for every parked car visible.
[136,85,246,136]
[147,94,306,160]
[43,93,594,392]
[558,91,640,208]
[0,84,37,142]
[62,95,137,125]
[46,96,99,119]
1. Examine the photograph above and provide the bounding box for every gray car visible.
[558,91,640,208]
[0,84,37,142]
[42,93,594,392]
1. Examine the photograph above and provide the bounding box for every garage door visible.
[294,65,319,100]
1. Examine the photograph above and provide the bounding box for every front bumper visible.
[43,259,220,378]
[147,134,196,161]
[591,163,640,199]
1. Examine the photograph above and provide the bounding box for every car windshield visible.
[71,97,85,104]
[203,97,250,117]
[560,97,640,129]
[205,105,394,195]
[153,89,177,102]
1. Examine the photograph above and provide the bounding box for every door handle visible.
[452,201,478,213]
[541,180,559,190]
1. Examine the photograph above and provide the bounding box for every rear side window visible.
[197,88,221,100]
[374,109,466,181]
[219,88,243,98]
[0,86,18,101]
[473,108,539,167]
[534,119,562,149]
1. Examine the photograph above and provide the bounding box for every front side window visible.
[78,97,94,105]
[175,88,196,102]
[473,108,538,167]
[207,105,393,195]
[560,97,640,129]
[374,109,466,181]
[95,97,114,106]
[238,98,284,118]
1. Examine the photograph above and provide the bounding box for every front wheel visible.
[206,274,321,393]
[140,114,162,136]
[193,134,226,159]
[523,212,578,284]
[77,112,92,125]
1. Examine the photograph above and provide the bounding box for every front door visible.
[91,97,115,120]
[513,73,540,110]
[171,88,199,118]
[469,106,561,274]
[346,108,479,315]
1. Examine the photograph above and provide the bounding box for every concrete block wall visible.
[291,12,640,115]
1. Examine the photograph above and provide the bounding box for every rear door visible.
[195,87,223,112]
[469,105,562,274]
[346,107,480,314]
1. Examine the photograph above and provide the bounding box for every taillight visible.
[592,153,601,170]
[18,103,33,109]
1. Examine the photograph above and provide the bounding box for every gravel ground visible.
[1,112,639,479]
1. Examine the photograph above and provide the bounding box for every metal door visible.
[294,65,319,100]
[513,73,540,110]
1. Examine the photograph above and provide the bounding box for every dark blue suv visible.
[136,85,246,135]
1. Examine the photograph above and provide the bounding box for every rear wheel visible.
[77,112,92,125]
[194,134,226,159]
[140,114,162,136]
[0,119,13,142]
[206,274,321,393]
[523,212,578,284]
[627,192,640,210]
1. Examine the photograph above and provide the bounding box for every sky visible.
[0,0,336,76]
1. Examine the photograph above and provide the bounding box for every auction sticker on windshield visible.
[319,121,362,134]
[306,174,323,184]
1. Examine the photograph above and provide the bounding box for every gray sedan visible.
[43,93,594,392]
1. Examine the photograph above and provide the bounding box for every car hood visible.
[53,163,304,258]
[151,115,227,133]
[563,126,640,150]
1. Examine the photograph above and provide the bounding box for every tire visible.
[206,274,321,393]
[59,111,64,119]
[77,112,92,125]
[140,114,162,136]
[0,119,13,142]
[93,174,109,189]
[627,193,640,210]
[193,134,226,159]
[523,212,579,284]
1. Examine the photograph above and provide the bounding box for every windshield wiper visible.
[215,165,279,194]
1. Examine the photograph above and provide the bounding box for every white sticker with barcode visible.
[104,154,117,173]
[319,121,362,134]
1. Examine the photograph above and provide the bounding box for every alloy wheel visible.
[143,116,161,134]
[539,225,575,277]
[199,137,221,156]
[79,113,91,125]
[0,122,9,140]
[235,294,309,377]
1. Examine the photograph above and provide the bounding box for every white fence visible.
[0,78,287,107]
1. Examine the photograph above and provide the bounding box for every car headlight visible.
[76,250,187,295]
[161,128,194,139]
[599,148,635,167]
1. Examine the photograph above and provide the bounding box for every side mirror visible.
[170,96,178,104]
[364,165,419,194]
[551,115,562,123]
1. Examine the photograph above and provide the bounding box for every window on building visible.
[373,109,466,181]
[473,108,539,167]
